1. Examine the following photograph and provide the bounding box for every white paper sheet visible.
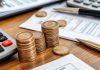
[0,0,58,12]
[20,2,100,45]
[32,54,95,70]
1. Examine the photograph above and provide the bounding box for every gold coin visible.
[16,32,34,43]
[16,31,37,62]
[42,21,59,48]
[17,41,35,48]
[35,11,47,17]
[57,20,67,27]
[53,46,69,55]
[33,32,46,53]
[33,32,44,39]
[42,21,59,29]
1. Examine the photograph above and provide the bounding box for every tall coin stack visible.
[42,20,59,48]
[33,32,46,53]
[16,32,36,62]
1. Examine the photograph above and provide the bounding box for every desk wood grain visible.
[0,11,100,70]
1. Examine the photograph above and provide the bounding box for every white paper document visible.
[20,3,100,45]
[0,0,58,12]
[32,54,94,70]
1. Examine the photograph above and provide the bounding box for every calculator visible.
[0,30,17,61]
[66,0,100,11]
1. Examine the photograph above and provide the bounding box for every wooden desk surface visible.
[0,10,100,70]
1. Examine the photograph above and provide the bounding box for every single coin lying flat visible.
[57,20,67,27]
[35,11,47,17]
[53,46,69,55]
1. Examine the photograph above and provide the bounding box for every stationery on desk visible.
[0,1,99,70]
[54,7,100,18]
[20,2,100,51]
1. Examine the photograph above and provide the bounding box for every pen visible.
[54,7,100,18]
[77,39,100,51]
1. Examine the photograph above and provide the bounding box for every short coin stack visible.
[53,46,69,55]
[57,20,67,27]
[42,21,59,48]
[16,32,36,62]
[33,32,46,53]
[35,11,47,17]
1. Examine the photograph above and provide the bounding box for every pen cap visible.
[79,9,100,17]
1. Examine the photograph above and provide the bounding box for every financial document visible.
[32,54,94,70]
[20,2,100,45]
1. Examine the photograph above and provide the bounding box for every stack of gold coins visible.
[16,32,36,62]
[42,20,59,48]
[33,32,46,53]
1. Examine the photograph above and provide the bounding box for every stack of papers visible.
[0,0,60,19]
[20,2,100,45]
